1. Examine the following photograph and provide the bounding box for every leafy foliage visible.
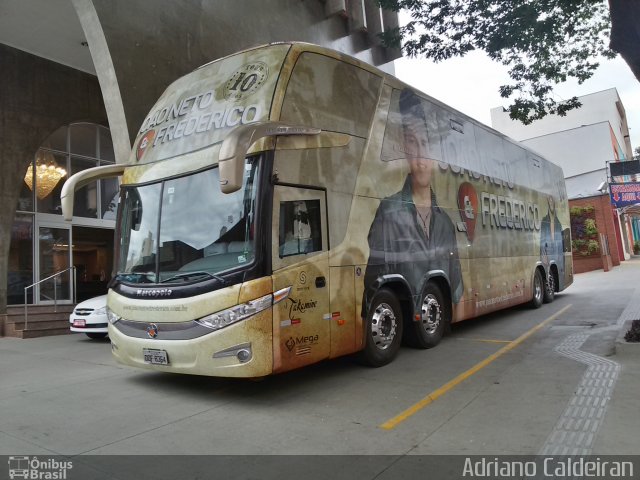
[624,319,640,342]
[376,0,615,124]
[570,204,600,256]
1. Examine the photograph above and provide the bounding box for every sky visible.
[394,47,640,154]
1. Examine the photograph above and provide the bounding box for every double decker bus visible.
[61,42,572,377]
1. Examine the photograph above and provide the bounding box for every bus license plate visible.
[143,348,169,365]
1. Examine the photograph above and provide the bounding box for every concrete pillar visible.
[72,0,400,151]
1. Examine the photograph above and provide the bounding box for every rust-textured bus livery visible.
[61,43,572,377]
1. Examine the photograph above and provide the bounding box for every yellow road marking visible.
[379,304,573,430]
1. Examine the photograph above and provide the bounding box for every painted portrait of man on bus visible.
[540,193,566,288]
[363,88,464,314]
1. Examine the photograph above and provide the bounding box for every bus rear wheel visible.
[543,271,555,304]
[407,282,447,349]
[360,288,403,367]
[530,269,544,309]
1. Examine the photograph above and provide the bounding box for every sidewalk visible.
[572,256,640,454]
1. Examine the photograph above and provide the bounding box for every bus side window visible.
[279,199,322,257]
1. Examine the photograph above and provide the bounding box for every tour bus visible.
[61,42,572,377]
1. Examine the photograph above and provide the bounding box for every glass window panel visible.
[73,226,114,302]
[70,123,97,158]
[36,151,68,215]
[18,162,34,211]
[70,156,99,218]
[99,127,115,162]
[101,178,119,220]
[39,227,70,302]
[41,126,68,152]
[8,214,34,304]
[279,199,322,257]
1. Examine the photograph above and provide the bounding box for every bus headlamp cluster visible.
[196,287,291,331]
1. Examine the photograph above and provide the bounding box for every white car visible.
[69,294,108,339]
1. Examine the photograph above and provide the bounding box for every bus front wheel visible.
[360,288,403,367]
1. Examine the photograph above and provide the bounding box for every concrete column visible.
[72,0,131,164]
[72,0,399,147]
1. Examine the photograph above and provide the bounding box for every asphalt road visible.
[1,260,639,478]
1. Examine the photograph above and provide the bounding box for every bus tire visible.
[360,288,403,367]
[530,269,544,309]
[543,270,555,304]
[407,281,446,349]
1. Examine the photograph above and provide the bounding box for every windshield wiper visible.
[116,272,157,283]
[160,271,227,285]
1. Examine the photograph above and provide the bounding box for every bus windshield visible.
[115,157,260,285]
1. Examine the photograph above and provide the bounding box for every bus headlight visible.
[106,307,121,324]
[196,289,289,331]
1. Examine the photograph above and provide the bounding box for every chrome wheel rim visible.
[534,274,543,302]
[421,293,441,335]
[371,303,397,350]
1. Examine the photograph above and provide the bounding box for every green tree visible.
[377,0,616,124]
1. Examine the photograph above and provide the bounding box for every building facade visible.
[0,0,400,331]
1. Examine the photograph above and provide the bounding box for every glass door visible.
[38,225,71,303]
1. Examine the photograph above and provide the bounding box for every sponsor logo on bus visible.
[285,335,319,352]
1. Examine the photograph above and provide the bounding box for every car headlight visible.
[196,287,290,331]
[94,306,107,315]
[106,307,121,324]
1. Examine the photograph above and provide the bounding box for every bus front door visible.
[271,185,330,373]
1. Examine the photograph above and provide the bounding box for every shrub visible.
[624,320,640,342]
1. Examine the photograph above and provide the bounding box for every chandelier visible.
[24,150,67,200]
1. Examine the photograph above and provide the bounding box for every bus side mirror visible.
[60,164,126,221]
[218,122,320,194]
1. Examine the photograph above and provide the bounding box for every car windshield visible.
[115,157,259,284]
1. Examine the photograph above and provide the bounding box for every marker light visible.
[273,286,292,304]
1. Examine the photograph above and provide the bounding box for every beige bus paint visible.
[275,131,351,151]
[107,284,241,324]
[121,138,278,186]
[101,43,572,378]
[131,44,291,166]
[109,308,273,378]
[329,265,357,358]
[268,43,385,123]
[271,255,331,374]
[238,277,273,304]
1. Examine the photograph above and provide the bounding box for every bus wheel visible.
[360,288,403,367]
[530,269,544,309]
[543,271,555,304]
[408,282,446,349]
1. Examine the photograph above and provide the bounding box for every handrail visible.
[23,266,76,331]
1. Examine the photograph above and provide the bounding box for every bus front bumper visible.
[108,310,273,378]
